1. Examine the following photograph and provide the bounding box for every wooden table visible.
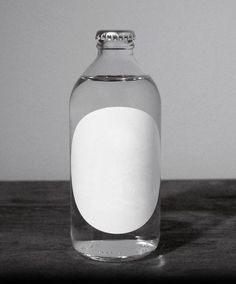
[0,181,235,282]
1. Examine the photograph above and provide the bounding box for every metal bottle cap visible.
[96,30,135,42]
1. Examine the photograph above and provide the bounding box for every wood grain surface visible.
[0,180,235,282]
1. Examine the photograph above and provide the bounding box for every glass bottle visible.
[69,30,161,262]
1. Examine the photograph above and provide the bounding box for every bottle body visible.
[69,31,161,262]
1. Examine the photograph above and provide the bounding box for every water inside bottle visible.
[70,74,161,262]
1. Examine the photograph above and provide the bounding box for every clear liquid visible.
[70,75,161,262]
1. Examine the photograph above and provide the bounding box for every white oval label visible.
[71,107,160,234]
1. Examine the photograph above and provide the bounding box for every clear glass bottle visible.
[69,30,161,262]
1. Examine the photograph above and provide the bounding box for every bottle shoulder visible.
[70,52,161,107]
[81,52,145,77]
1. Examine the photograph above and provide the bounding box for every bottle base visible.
[72,239,158,262]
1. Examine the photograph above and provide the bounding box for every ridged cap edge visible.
[96,30,135,42]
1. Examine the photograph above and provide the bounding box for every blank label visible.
[71,107,160,234]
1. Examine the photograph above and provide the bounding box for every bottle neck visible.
[82,40,144,77]
[97,40,134,56]
[98,48,134,56]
